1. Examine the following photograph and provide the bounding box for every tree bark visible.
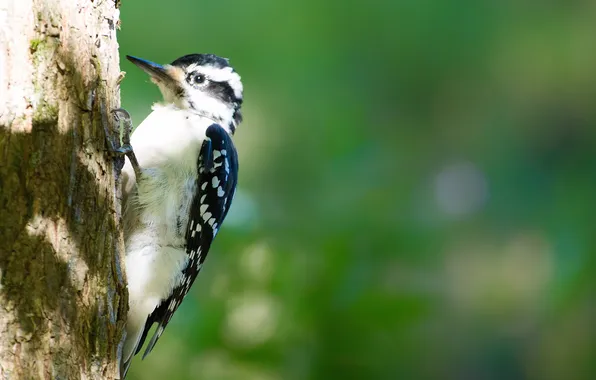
[0,0,126,379]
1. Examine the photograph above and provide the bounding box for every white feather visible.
[120,104,214,367]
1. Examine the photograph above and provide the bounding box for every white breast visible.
[130,104,211,170]
[122,104,213,247]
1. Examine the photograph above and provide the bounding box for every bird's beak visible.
[126,55,176,86]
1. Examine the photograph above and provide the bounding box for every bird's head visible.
[127,53,243,134]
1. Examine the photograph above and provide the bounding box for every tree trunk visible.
[0,0,126,379]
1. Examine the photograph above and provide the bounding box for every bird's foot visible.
[110,108,142,179]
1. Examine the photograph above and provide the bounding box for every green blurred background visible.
[118,1,596,379]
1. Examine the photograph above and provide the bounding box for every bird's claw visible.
[110,108,142,178]
[112,144,134,155]
[111,108,134,145]
[111,108,131,125]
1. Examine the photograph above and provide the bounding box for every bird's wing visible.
[134,123,238,360]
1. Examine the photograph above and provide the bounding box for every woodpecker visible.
[113,53,243,378]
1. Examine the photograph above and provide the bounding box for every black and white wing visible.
[135,124,238,359]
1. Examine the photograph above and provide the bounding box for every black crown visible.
[171,53,230,69]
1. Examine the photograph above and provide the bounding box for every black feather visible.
[171,53,230,69]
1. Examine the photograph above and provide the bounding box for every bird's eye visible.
[190,73,206,85]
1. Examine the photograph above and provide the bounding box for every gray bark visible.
[0,0,127,379]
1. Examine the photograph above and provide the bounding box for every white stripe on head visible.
[186,63,243,100]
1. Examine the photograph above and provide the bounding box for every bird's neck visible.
[157,101,237,135]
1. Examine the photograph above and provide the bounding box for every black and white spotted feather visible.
[133,124,238,360]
